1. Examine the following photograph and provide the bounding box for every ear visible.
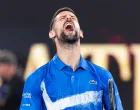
[80,30,84,38]
[49,30,56,39]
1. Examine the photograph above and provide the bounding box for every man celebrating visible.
[20,7,123,110]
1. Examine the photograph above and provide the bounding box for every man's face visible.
[0,63,16,80]
[52,11,81,44]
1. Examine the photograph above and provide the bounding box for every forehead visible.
[55,11,77,19]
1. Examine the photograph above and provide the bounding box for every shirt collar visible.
[52,54,88,70]
[52,54,67,70]
[76,55,88,70]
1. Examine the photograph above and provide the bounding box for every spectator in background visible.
[0,50,24,110]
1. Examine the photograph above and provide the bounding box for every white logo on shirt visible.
[22,93,31,98]
[40,81,103,110]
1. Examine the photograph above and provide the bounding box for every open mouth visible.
[64,22,74,31]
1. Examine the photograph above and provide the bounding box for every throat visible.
[57,47,81,71]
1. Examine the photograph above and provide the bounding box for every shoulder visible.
[22,61,52,96]
[85,60,113,80]
[24,61,51,89]
[85,60,114,88]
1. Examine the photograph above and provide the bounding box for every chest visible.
[41,70,104,110]
[45,69,103,102]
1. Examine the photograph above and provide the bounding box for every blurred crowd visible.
[0,50,24,110]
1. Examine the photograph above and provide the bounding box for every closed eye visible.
[60,16,66,20]
[71,16,77,20]
[71,17,76,20]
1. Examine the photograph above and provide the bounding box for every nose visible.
[66,15,72,21]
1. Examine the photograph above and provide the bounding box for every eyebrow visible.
[60,15,67,17]
[60,14,76,17]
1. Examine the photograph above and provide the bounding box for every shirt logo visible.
[41,81,102,110]
[22,93,31,98]
[89,80,97,84]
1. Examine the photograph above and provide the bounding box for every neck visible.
[56,41,81,71]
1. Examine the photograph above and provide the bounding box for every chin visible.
[64,31,75,36]
[59,30,79,44]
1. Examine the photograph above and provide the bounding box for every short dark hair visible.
[0,50,17,66]
[50,7,76,31]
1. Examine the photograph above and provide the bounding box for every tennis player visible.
[20,7,123,110]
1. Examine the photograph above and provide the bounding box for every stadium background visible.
[0,0,138,110]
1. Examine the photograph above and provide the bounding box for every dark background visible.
[0,0,138,109]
